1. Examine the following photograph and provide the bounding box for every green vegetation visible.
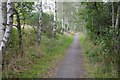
[3,28,73,78]
[27,12,54,37]
[79,33,117,78]
[0,72,1,79]
[1,1,120,78]
[78,2,120,78]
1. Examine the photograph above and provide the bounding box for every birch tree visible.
[14,9,22,49]
[0,1,5,66]
[112,2,114,27]
[0,0,14,68]
[1,1,13,55]
[61,2,64,34]
[0,2,7,47]
[115,2,120,28]
[53,0,57,37]
[37,1,42,46]
[14,2,34,49]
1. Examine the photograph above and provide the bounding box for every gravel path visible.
[54,33,85,78]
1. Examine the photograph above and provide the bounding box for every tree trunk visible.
[0,1,6,67]
[1,1,14,48]
[61,2,64,34]
[112,2,115,27]
[53,0,57,38]
[14,9,22,50]
[0,1,14,68]
[115,2,120,28]
[37,1,42,46]
[61,18,64,34]
[0,2,7,46]
[0,2,8,65]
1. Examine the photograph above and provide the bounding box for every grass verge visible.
[0,72,1,79]
[79,32,117,78]
[3,28,73,78]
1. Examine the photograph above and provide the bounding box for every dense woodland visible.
[0,0,120,78]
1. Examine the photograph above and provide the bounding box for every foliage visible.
[27,12,54,38]
[2,1,119,78]
[79,2,119,77]
[14,2,34,25]
[3,28,73,78]
[79,33,117,78]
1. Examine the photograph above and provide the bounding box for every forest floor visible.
[3,28,74,78]
[53,33,86,78]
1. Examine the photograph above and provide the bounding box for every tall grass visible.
[3,28,73,78]
[0,71,1,79]
[79,32,117,78]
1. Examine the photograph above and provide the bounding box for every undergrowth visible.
[79,32,117,78]
[3,28,73,78]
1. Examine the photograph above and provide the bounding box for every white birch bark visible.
[0,0,14,63]
[61,2,64,34]
[112,2,114,27]
[115,2,120,28]
[37,1,42,46]
[0,2,7,46]
[0,0,3,68]
[53,0,57,37]
[61,18,64,33]
[0,2,4,46]
[0,2,7,65]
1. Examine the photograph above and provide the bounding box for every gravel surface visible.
[54,33,85,78]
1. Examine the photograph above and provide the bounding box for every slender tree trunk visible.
[0,2,7,47]
[53,0,57,38]
[37,1,42,46]
[61,18,64,34]
[1,1,14,49]
[0,2,6,66]
[115,2,120,28]
[0,2,7,66]
[66,20,69,33]
[0,1,14,69]
[112,2,115,27]
[61,2,64,34]
[14,9,22,50]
